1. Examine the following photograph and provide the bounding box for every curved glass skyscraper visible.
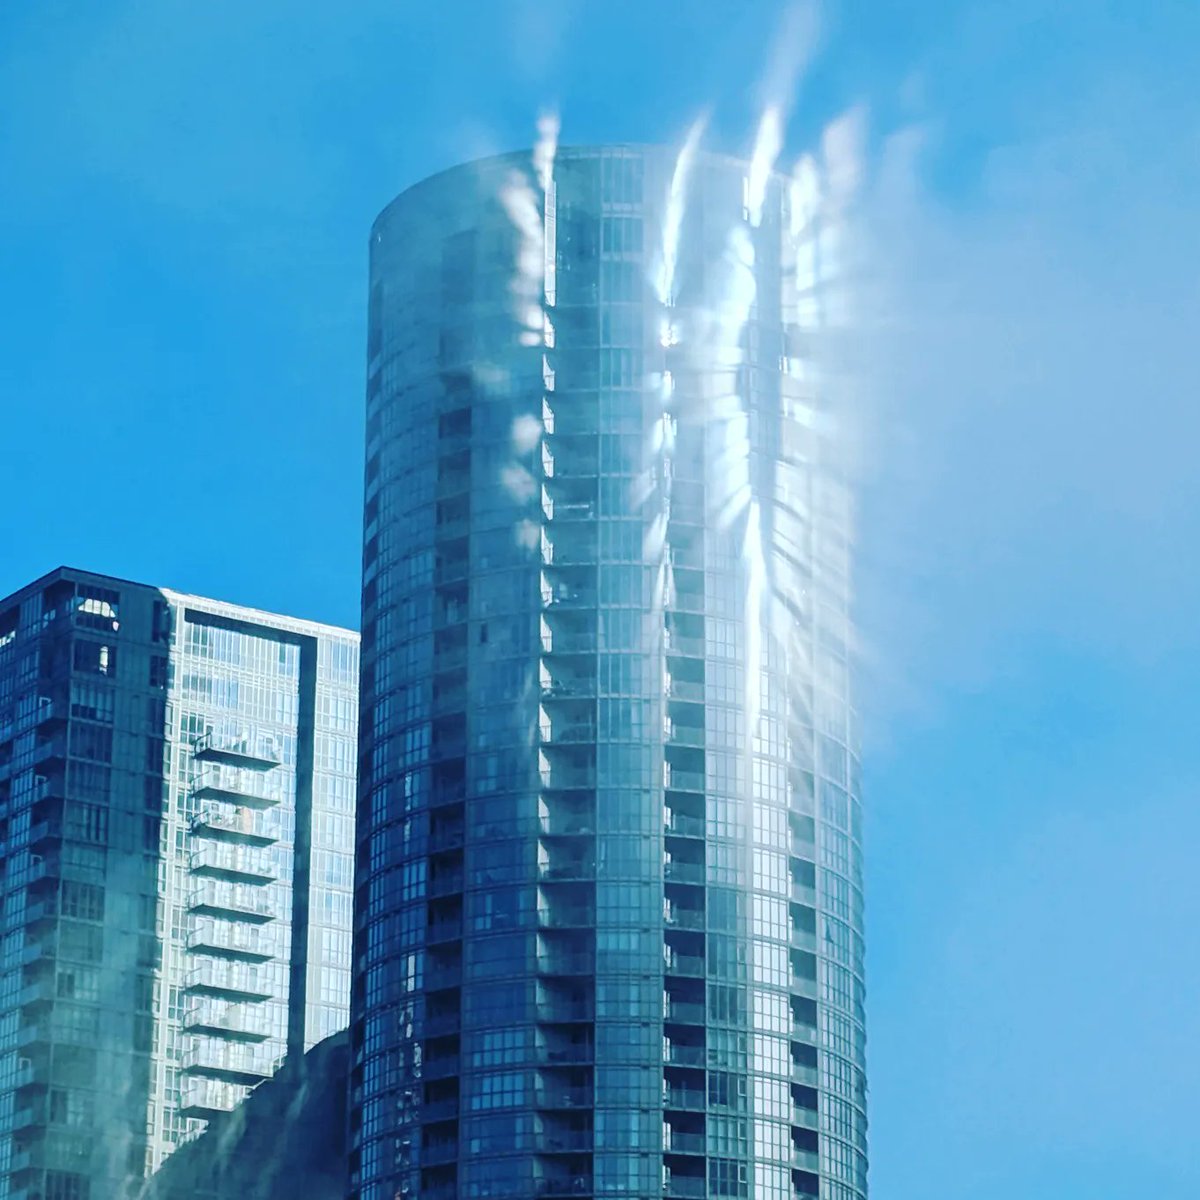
[352,144,865,1200]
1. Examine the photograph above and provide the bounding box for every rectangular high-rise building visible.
[0,567,359,1199]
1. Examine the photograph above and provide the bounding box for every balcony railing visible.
[181,1039,277,1082]
[663,1042,706,1067]
[664,813,705,839]
[663,1176,707,1198]
[662,765,704,793]
[665,1001,706,1025]
[664,722,704,748]
[663,952,705,978]
[179,1074,251,1118]
[183,999,271,1043]
[193,729,282,768]
[662,1090,705,1114]
[187,880,277,923]
[187,917,278,962]
[192,763,283,808]
[663,1131,706,1155]
[662,907,705,931]
[664,630,705,657]
[538,861,594,882]
[537,909,594,930]
[184,959,275,1001]
[665,678,705,703]
[189,840,276,884]
[192,802,281,846]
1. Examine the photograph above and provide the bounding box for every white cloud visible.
[846,83,1200,740]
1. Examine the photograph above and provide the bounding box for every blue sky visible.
[2,1,1198,1194]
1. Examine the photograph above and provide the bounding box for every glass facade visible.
[0,569,359,1198]
[352,145,866,1200]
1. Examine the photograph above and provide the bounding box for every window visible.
[69,683,114,723]
[73,640,116,678]
[69,723,112,763]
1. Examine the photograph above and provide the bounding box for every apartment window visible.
[149,655,168,689]
[69,723,112,764]
[44,1171,89,1200]
[60,881,105,922]
[69,683,114,723]
[73,640,116,678]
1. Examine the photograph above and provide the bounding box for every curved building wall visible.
[352,145,866,1200]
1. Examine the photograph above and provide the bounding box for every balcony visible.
[792,1104,819,1131]
[12,1027,48,1064]
[182,1039,277,1083]
[17,978,55,1010]
[540,721,598,746]
[790,926,817,953]
[663,1175,707,1198]
[662,906,704,931]
[537,908,594,931]
[790,974,818,1000]
[665,1000,706,1025]
[13,1057,47,1092]
[663,860,705,885]
[184,959,275,1002]
[665,678,704,703]
[190,840,276,884]
[793,1148,820,1172]
[791,1061,819,1088]
[192,802,281,846]
[423,1139,458,1167]
[432,687,467,716]
[426,919,463,945]
[32,697,66,733]
[541,585,598,611]
[535,1001,594,1025]
[421,1097,460,1123]
[32,737,67,768]
[27,817,63,851]
[663,951,705,979]
[540,674,597,700]
[187,880,277,923]
[538,859,595,883]
[23,853,60,886]
[662,764,704,793]
[539,1040,594,1066]
[536,1177,593,1198]
[193,729,282,768]
[663,1087,706,1112]
[423,1011,461,1037]
[423,1053,460,1081]
[192,763,283,808]
[183,999,271,1043]
[538,1130,593,1153]
[187,917,278,962]
[664,813,705,839]
[536,953,593,977]
[534,1088,592,1110]
[540,765,597,792]
[663,1041,706,1068]
[791,881,817,908]
[538,814,594,838]
[663,1130,706,1156]
[664,721,704,748]
[179,1074,251,1118]
[428,871,464,898]
[425,963,463,991]
[664,629,705,658]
